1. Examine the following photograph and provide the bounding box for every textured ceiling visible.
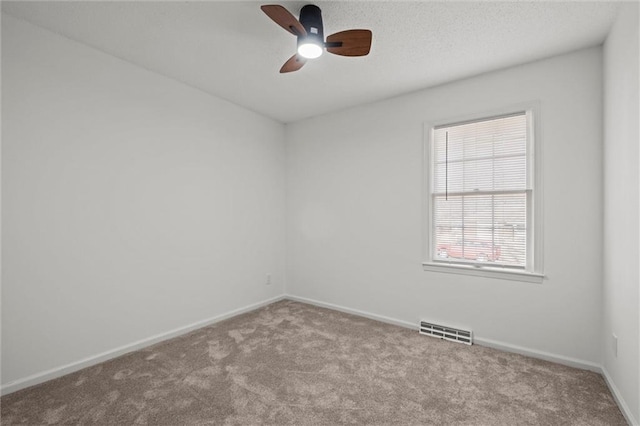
[2,1,620,123]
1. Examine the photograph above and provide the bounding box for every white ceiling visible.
[2,1,620,123]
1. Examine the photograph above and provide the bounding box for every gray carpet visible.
[1,300,626,425]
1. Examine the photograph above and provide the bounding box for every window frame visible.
[422,103,544,283]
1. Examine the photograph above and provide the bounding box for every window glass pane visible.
[431,112,529,269]
[433,113,527,194]
[433,193,526,268]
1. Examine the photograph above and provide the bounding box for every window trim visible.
[422,102,544,283]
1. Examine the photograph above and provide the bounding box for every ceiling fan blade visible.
[326,30,372,57]
[261,5,307,37]
[280,54,307,73]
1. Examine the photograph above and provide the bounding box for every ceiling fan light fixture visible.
[261,4,373,73]
[297,40,323,59]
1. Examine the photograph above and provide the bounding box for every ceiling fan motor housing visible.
[298,5,324,48]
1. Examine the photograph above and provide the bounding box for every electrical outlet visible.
[266,273,272,285]
[612,334,618,357]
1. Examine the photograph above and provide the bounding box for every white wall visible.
[286,47,604,365]
[1,15,286,387]
[603,3,640,423]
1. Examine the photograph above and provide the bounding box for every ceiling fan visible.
[261,4,372,73]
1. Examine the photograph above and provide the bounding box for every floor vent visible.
[419,321,473,345]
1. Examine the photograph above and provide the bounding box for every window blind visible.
[432,112,529,268]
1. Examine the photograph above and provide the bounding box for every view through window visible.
[430,112,531,269]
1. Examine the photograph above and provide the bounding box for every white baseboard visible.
[1,295,286,396]
[601,367,639,426]
[473,337,601,372]
[285,294,418,331]
[284,294,601,373]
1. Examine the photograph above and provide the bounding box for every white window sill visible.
[422,262,544,283]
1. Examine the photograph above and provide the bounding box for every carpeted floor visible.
[1,300,626,425]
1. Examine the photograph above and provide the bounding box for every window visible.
[423,108,543,282]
